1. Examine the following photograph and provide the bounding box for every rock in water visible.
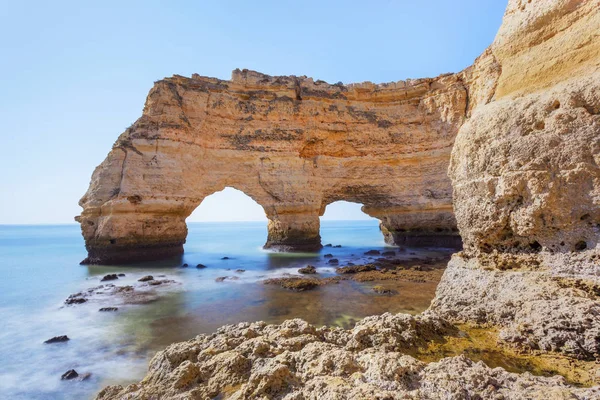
[137,275,153,282]
[99,307,118,312]
[100,274,118,282]
[298,265,316,274]
[364,250,381,255]
[61,369,78,380]
[196,264,206,269]
[44,335,69,344]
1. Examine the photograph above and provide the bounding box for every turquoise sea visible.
[0,221,449,400]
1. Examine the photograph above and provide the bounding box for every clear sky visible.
[0,1,507,224]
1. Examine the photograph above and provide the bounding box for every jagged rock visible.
[61,369,78,380]
[94,315,598,400]
[430,0,600,360]
[44,335,69,344]
[138,275,153,282]
[99,307,118,312]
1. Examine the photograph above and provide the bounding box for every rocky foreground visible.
[96,312,598,400]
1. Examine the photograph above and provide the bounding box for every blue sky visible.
[0,1,506,224]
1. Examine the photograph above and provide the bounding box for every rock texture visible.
[95,315,599,400]
[431,0,600,361]
[77,67,467,263]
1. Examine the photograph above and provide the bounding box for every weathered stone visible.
[138,275,153,282]
[77,68,467,264]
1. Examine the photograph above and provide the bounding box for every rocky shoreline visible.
[92,0,600,397]
[95,313,599,400]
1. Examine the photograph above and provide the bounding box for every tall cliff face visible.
[78,70,467,263]
[433,0,600,359]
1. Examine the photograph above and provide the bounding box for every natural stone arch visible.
[78,69,469,264]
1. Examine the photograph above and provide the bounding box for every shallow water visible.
[0,221,451,400]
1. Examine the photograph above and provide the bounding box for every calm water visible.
[0,221,449,400]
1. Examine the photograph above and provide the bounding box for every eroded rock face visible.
[95,315,599,400]
[432,0,600,360]
[78,68,467,263]
[450,0,600,256]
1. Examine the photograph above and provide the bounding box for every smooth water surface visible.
[0,221,447,399]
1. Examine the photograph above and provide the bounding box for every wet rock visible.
[181,263,188,268]
[323,253,334,258]
[99,307,118,312]
[336,264,376,274]
[44,335,69,344]
[235,269,245,273]
[138,275,154,282]
[65,294,87,305]
[298,265,316,274]
[324,243,332,247]
[327,258,339,264]
[61,369,78,380]
[333,245,342,248]
[263,277,319,291]
[196,264,206,269]
[215,276,227,282]
[100,274,119,282]
[364,250,381,256]
[221,257,231,260]
[117,273,125,277]
[382,250,396,256]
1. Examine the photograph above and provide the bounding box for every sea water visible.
[0,221,448,400]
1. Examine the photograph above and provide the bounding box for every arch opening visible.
[184,187,268,253]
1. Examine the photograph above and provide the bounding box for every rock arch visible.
[78,67,469,264]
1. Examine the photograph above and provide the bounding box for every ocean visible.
[0,221,449,399]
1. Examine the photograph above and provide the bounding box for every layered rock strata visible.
[78,64,467,263]
[432,0,600,361]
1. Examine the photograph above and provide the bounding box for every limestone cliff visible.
[78,69,467,263]
[433,0,600,359]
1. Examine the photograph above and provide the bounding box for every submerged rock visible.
[327,258,339,264]
[137,275,153,282]
[196,264,206,269]
[298,265,316,274]
[61,369,78,380]
[372,285,397,295]
[44,335,69,344]
[263,277,320,291]
[99,307,118,312]
[323,253,334,258]
[364,250,381,256]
